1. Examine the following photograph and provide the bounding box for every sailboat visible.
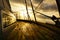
[0,0,60,40]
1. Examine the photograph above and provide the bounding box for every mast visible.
[56,0,60,16]
[0,9,3,40]
[0,0,5,40]
[25,0,30,20]
[30,0,36,22]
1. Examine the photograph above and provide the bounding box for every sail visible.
[56,0,60,15]
[0,0,12,12]
[0,0,4,9]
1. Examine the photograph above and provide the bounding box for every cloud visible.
[10,0,25,4]
[10,0,43,5]
[10,0,58,11]
[33,0,43,3]
[10,0,43,3]
[36,0,58,12]
[39,4,58,11]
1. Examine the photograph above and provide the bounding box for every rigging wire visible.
[30,0,37,22]
[35,0,43,10]
[35,11,51,18]
[25,0,30,20]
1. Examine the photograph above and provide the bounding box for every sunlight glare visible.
[11,3,34,20]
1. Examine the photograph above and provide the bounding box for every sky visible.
[10,0,59,16]
[9,0,60,23]
[0,0,57,25]
[10,0,58,11]
[1,0,60,26]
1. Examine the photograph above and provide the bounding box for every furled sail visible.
[0,0,12,12]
